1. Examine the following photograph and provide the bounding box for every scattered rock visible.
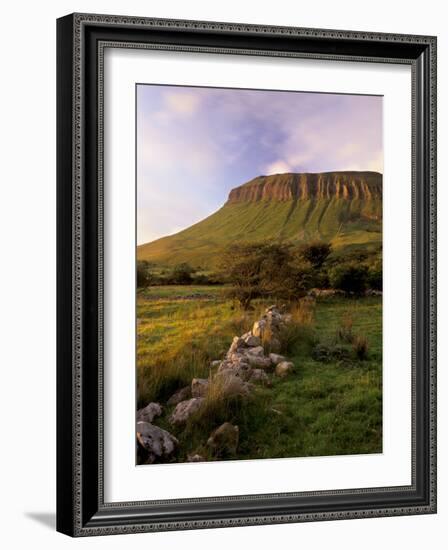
[246,345,264,357]
[167,385,192,406]
[191,378,209,398]
[207,422,239,456]
[210,360,222,368]
[136,422,178,464]
[169,398,204,425]
[269,353,286,365]
[242,333,261,347]
[227,336,245,356]
[215,372,252,397]
[136,402,162,423]
[246,355,272,369]
[275,361,295,377]
[187,453,205,462]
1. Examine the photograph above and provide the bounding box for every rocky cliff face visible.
[226,171,382,204]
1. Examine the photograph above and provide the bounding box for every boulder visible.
[214,371,252,397]
[275,361,295,378]
[246,354,272,369]
[167,385,191,406]
[187,453,205,462]
[136,402,162,423]
[191,378,209,398]
[227,336,245,356]
[246,345,265,358]
[169,397,204,425]
[136,422,178,464]
[242,333,261,347]
[207,422,239,456]
[218,359,252,381]
[269,353,287,366]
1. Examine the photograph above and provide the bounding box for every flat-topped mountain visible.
[227,172,382,204]
[138,171,382,269]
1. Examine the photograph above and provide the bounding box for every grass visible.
[137,287,382,462]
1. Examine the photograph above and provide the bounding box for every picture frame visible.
[56,13,437,536]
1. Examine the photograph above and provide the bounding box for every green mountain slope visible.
[138,171,382,269]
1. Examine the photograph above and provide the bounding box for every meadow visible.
[137,285,382,463]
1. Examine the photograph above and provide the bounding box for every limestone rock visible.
[246,354,272,369]
[246,345,264,357]
[227,336,245,356]
[242,333,261,347]
[136,402,162,423]
[207,422,239,456]
[169,397,204,425]
[269,353,287,365]
[214,371,252,397]
[187,453,205,462]
[136,422,178,464]
[275,361,295,378]
[167,385,191,406]
[191,378,209,398]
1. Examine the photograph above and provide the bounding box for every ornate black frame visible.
[56,13,437,537]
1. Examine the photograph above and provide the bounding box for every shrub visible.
[166,263,196,285]
[311,343,351,363]
[353,335,369,360]
[219,242,312,310]
[329,263,369,295]
[367,268,382,291]
[137,260,153,287]
[299,241,332,269]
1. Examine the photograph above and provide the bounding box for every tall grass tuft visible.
[353,335,369,360]
[337,310,354,343]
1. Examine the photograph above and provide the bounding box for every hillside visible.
[137,171,382,269]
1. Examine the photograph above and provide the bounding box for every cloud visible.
[164,91,200,115]
[264,160,292,175]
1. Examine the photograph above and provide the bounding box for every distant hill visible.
[137,171,382,269]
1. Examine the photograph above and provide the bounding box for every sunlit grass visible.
[137,287,382,461]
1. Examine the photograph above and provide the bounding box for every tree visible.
[169,263,196,285]
[299,241,332,269]
[137,260,152,287]
[219,242,311,309]
[329,264,369,295]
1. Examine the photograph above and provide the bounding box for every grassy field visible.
[137,286,382,462]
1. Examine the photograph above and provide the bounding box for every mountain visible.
[137,171,382,269]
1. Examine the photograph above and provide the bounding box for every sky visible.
[137,84,382,245]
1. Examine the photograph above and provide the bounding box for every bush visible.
[219,242,312,310]
[167,263,196,285]
[137,260,153,287]
[329,264,369,295]
[311,343,351,363]
[299,242,332,269]
[367,268,382,291]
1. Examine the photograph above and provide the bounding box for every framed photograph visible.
[57,13,437,536]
